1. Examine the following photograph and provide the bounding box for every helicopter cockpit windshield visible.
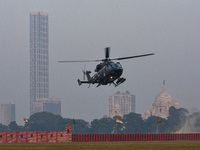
[116,62,122,69]
[108,62,122,70]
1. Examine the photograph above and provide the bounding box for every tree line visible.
[1,106,200,134]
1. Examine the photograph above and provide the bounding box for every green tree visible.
[73,119,90,134]
[8,121,23,132]
[0,123,8,132]
[28,111,65,131]
[165,106,189,133]
[123,113,144,134]
[144,116,167,133]
[16,107,192,134]
[90,118,115,134]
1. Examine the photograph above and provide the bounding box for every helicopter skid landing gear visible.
[114,78,126,87]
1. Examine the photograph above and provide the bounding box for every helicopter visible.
[58,47,154,87]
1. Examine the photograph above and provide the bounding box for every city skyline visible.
[0,1,200,125]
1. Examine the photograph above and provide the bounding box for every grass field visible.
[0,141,200,150]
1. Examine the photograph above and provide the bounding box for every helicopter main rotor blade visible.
[58,59,102,63]
[110,53,154,61]
[58,52,154,63]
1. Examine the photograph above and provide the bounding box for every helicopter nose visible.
[117,66,123,71]
[115,68,123,76]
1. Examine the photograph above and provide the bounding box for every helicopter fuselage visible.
[93,61,123,84]
[78,61,125,87]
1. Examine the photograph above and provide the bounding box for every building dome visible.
[145,83,180,119]
[153,86,175,107]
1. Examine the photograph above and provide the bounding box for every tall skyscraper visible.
[1,103,15,125]
[30,12,49,115]
[30,12,61,116]
[108,91,135,118]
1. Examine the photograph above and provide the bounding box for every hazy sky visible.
[0,0,200,125]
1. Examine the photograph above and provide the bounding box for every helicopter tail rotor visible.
[82,65,86,80]
[82,66,91,81]
[82,70,86,80]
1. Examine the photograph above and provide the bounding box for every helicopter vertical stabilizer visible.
[78,79,82,86]
[83,71,91,81]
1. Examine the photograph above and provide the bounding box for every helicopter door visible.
[102,66,107,76]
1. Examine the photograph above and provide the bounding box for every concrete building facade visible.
[33,98,61,116]
[1,103,15,125]
[30,12,49,115]
[108,91,135,118]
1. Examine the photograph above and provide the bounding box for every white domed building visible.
[145,83,180,119]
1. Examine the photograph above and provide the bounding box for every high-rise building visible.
[30,12,49,115]
[1,103,15,125]
[108,91,135,118]
[30,12,61,116]
[33,97,61,116]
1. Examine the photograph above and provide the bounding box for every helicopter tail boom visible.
[78,79,91,86]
